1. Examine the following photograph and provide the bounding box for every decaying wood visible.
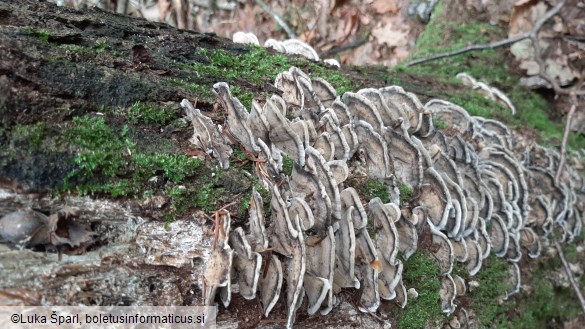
[0,190,211,307]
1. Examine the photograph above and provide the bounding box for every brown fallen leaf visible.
[372,0,399,14]
[372,24,408,48]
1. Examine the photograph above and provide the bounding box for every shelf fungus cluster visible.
[182,66,584,328]
[233,31,341,67]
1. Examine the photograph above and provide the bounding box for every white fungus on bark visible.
[183,65,585,328]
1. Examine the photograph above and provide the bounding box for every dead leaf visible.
[519,60,540,75]
[372,24,408,48]
[552,16,564,33]
[510,39,534,60]
[545,59,578,86]
[372,0,399,14]
[342,8,359,41]
[331,0,352,11]
[513,0,534,7]
[509,0,546,36]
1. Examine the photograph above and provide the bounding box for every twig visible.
[255,0,296,39]
[555,97,576,182]
[320,38,368,57]
[554,240,585,315]
[408,1,565,66]
[407,32,530,66]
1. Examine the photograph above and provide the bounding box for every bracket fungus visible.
[235,32,340,66]
[181,99,232,169]
[304,226,336,315]
[193,65,585,328]
[213,82,260,153]
[440,274,457,314]
[258,254,283,317]
[203,211,232,307]
[395,214,418,260]
[456,72,516,115]
[229,227,262,300]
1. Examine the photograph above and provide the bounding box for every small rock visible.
[407,288,419,299]
[449,316,461,329]
[569,262,583,276]
[545,246,557,258]
[468,281,479,292]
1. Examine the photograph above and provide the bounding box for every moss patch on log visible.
[394,252,444,329]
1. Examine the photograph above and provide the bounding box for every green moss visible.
[240,193,252,212]
[395,252,444,329]
[255,182,272,217]
[58,40,121,58]
[563,244,578,262]
[392,0,585,150]
[476,253,583,329]
[398,181,413,206]
[194,47,290,84]
[61,112,237,220]
[59,44,88,53]
[11,122,46,150]
[65,116,130,178]
[231,85,255,110]
[469,255,513,325]
[305,62,355,96]
[432,118,448,130]
[180,46,289,108]
[27,27,50,43]
[177,46,357,109]
[192,168,225,212]
[168,77,215,102]
[62,115,203,200]
[125,101,179,125]
[132,153,202,183]
[282,154,294,176]
[94,38,109,53]
[351,178,390,203]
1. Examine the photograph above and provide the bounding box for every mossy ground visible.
[392,252,445,329]
[393,1,585,150]
[387,1,585,327]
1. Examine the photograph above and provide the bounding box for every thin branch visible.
[320,38,368,57]
[555,98,576,182]
[255,0,296,39]
[406,32,530,66]
[554,240,585,315]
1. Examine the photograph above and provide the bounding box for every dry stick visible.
[255,0,296,39]
[554,240,585,314]
[555,99,576,182]
[407,32,530,66]
[320,38,368,57]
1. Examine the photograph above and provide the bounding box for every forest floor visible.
[1,0,584,328]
